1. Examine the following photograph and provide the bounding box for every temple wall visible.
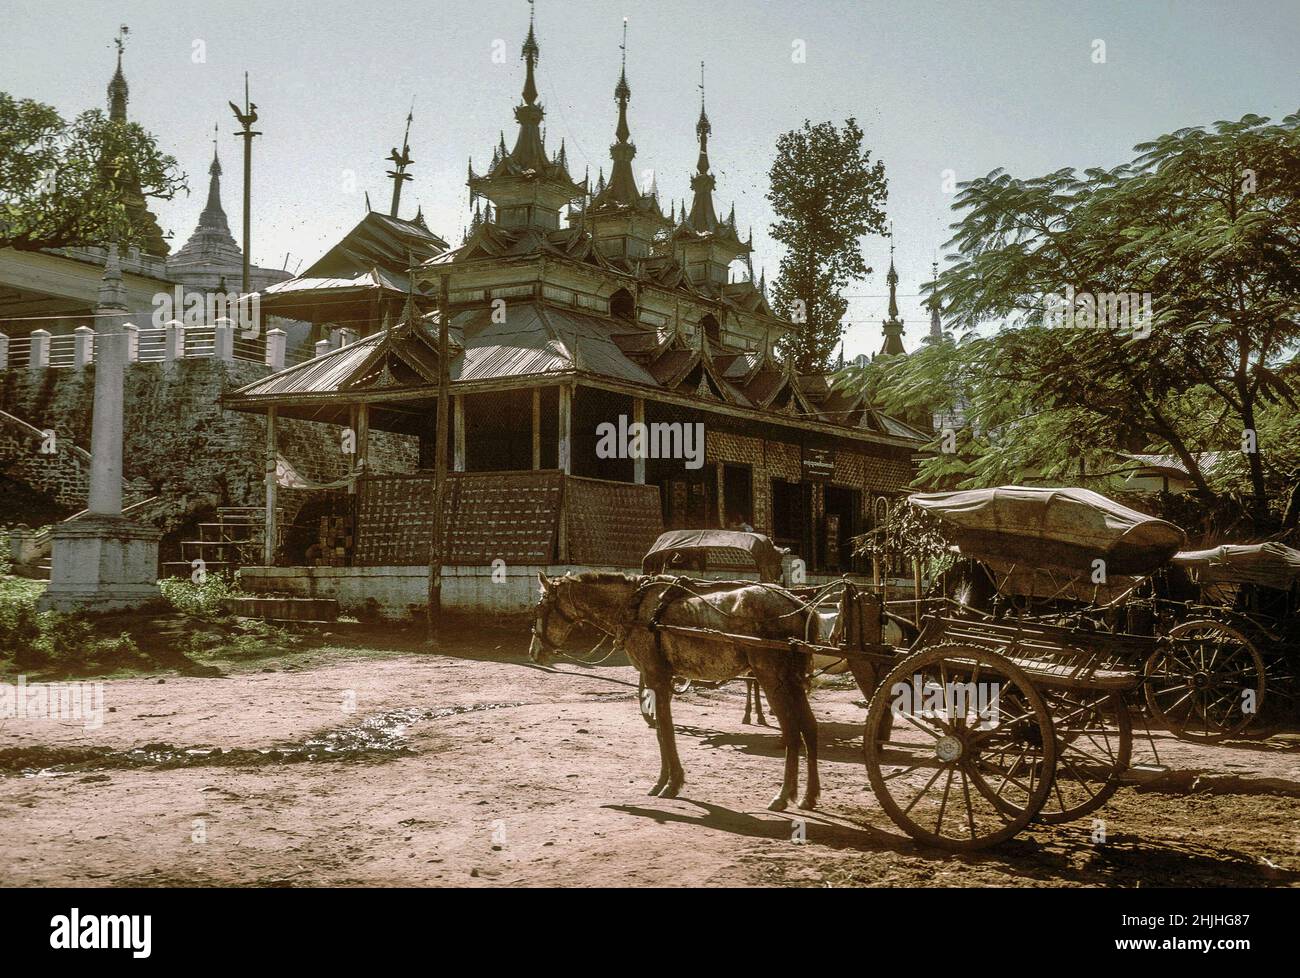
[0,359,416,531]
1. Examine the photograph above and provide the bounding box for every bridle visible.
[531,586,583,655]
[531,583,623,662]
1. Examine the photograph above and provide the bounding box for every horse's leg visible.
[752,660,799,811]
[652,683,686,798]
[754,680,768,726]
[791,675,820,810]
[743,677,753,725]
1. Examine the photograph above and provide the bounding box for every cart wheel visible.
[974,688,1130,825]
[1145,620,1266,742]
[863,643,1056,851]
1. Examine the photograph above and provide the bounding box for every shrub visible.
[158,574,240,618]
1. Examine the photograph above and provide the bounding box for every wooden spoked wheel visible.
[973,688,1130,825]
[864,644,1056,851]
[1144,620,1266,742]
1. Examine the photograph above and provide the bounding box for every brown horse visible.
[529,572,821,811]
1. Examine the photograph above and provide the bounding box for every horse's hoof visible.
[797,794,819,811]
[648,782,667,796]
[660,782,682,799]
[767,794,789,812]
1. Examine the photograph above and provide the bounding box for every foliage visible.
[843,110,1300,523]
[854,503,956,581]
[158,574,240,618]
[0,92,185,251]
[0,578,144,670]
[0,539,12,577]
[767,118,889,372]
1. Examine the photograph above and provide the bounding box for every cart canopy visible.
[907,486,1186,579]
[642,530,785,583]
[1172,542,1300,591]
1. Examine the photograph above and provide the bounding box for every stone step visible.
[219,595,339,622]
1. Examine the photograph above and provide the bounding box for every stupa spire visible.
[108,25,129,122]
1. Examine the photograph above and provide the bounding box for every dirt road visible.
[2,626,1299,887]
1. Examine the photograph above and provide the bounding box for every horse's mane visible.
[561,571,641,586]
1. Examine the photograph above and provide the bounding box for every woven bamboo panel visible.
[442,470,563,565]
[354,473,437,566]
[355,470,563,566]
[565,477,663,567]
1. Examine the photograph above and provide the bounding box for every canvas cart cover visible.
[1172,542,1300,590]
[642,530,785,582]
[907,486,1187,578]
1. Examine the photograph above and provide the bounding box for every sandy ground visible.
[2,624,1299,888]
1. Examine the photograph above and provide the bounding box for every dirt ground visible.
[2,621,1299,888]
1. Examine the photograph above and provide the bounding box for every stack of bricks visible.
[315,514,354,566]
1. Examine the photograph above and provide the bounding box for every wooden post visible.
[453,394,466,472]
[715,461,725,527]
[557,383,572,475]
[356,401,370,477]
[531,388,541,470]
[347,404,359,495]
[263,406,277,566]
[427,274,451,643]
[632,396,645,484]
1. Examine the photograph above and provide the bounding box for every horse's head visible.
[528,572,576,666]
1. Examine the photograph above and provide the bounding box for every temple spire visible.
[108,25,129,122]
[200,123,230,232]
[925,257,944,344]
[880,228,906,356]
[687,61,718,231]
[508,0,549,171]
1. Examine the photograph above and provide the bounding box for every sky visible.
[3,0,1298,359]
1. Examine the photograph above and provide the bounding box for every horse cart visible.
[1145,541,1300,739]
[530,487,1259,852]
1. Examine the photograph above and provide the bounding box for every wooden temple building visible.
[227,12,926,614]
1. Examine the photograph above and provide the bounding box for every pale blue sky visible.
[3,0,1297,358]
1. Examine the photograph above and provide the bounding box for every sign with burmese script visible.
[801,447,834,481]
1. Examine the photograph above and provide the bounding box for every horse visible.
[529,571,821,812]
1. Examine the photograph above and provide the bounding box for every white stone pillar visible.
[87,298,125,516]
[29,329,50,370]
[338,327,358,347]
[72,325,95,368]
[213,317,235,361]
[39,248,161,613]
[163,319,184,361]
[314,339,332,358]
[125,324,140,363]
[265,328,286,371]
[0,332,8,370]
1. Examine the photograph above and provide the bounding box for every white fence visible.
[0,322,314,372]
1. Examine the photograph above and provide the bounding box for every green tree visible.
[767,118,888,372]
[867,111,1300,519]
[0,92,185,252]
